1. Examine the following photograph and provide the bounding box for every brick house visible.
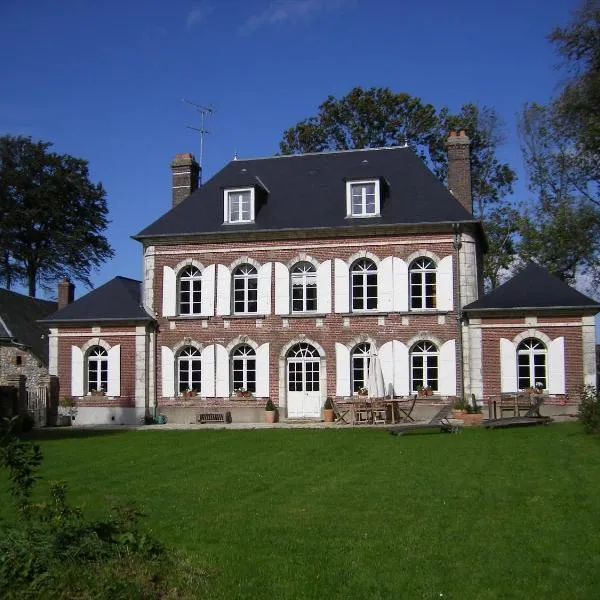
[41,132,599,425]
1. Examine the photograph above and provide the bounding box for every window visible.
[352,343,371,393]
[410,341,438,392]
[346,180,380,217]
[233,264,258,314]
[291,262,317,312]
[232,345,256,393]
[287,343,320,393]
[87,346,108,393]
[410,257,437,309]
[225,188,254,223]
[178,265,202,315]
[351,258,377,311]
[517,338,547,390]
[177,347,201,394]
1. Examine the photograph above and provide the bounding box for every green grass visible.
[2,424,600,599]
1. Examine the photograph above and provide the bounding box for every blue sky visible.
[0,0,584,297]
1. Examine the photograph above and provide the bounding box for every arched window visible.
[287,343,320,393]
[517,338,547,390]
[351,258,377,311]
[177,346,201,394]
[87,346,108,393]
[233,264,258,314]
[352,342,371,393]
[178,266,202,315]
[232,345,256,393]
[291,262,317,312]
[410,257,436,309]
[410,341,438,392]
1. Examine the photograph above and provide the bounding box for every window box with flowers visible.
[182,388,199,398]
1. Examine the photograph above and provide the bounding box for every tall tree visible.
[549,0,600,160]
[517,103,600,286]
[280,89,518,290]
[0,136,113,297]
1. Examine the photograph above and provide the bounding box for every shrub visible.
[578,385,600,434]
[265,399,275,411]
[20,412,35,433]
[324,397,333,410]
[452,397,468,411]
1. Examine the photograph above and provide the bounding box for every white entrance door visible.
[287,343,321,418]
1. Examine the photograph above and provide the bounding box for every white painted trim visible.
[345,179,381,217]
[200,264,215,317]
[223,187,255,224]
[334,258,350,313]
[335,342,350,396]
[438,339,457,396]
[56,331,146,337]
[436,255,453,311]
[274,262,290,315]
[201,345,215,397]
[255,343,270,397]
[500,338,517,393]
[479,322,582,329]
[162,265,176,317]
[215,344,229,397]
[216,264,231,316]
[107,345,121,397]
[71,346,84,397]
[316,260,332,314]
[548,337,566,394]
[161,346,175,397]
[257,262,272,315]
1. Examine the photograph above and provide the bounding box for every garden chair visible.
[499,393,517,417]
[395,395,417,422]
[330,397,351,424]
[353,400,372,425]
[371,399,388,425]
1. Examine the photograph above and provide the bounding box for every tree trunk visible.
[27,269,36,297]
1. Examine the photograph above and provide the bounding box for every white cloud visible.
[240,0,349,34]
[186,3,212,30]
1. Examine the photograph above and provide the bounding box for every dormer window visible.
[224,188,255,224]
[346,179,380,217]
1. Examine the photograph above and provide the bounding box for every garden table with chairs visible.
[339,396,417,425]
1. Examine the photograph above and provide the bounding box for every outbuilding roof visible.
[40,277,153,324]
[0,288,58,364]
[135,146,477,239]
[463,263,600,313]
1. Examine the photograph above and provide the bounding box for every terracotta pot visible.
[323,408,334,423]
[426,389,433,396]
[265,410,276,424]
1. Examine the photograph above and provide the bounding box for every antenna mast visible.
[183,99,215,172]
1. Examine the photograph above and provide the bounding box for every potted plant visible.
[90,389,105,397]
[451,396,468,417]
[417,385,427,398]
[58,396,76,425]
[357,387,368,397]
[425,386,433,396]
[265,399,277,423]
[182,388,198,398]
[323,397,334,423]
[235,387,252,398]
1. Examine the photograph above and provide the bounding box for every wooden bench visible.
[196,411,231,424]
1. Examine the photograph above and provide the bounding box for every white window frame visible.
[346,179,380,217]
[177,346,202,394]
[517,338,547,390]
[231,344,256,393]
[351,258,378,312]
[224,187,255,224]
[410,341,439,393]
[232,264,258,314]
[291,262,317,313]
[86,346,108,393]
[351,343,371,394]
[410,257,437,310]
[178,265,202,315]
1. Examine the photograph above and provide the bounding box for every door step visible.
[281,418,322,424]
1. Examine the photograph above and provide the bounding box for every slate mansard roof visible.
[135,146,477,239]
[0,288,58,363]
[40,277,153,324]
[463,263,600,313]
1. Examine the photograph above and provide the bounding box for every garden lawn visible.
[1,423,600,599]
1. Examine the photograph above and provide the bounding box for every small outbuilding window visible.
[346,180,380,217]
[224,188,255,223]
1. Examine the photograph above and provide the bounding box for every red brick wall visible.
[55,325,138,406]
[479,315,583,401]
[153,233,461,405]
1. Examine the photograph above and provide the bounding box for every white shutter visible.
[200,264,215,317]
[257,263,272,315]
[162,266,176,317]
[256,343,270,397]
[436,255,454,311]
[274,262,290,315]
[317,260,332,313]
[334,259,349,313]
[379,257,394,312]
[107,345,121,397]
[438,339,456,396]
[201,345,215,397]
[216,264,231,316]
[71,346,84,397]
[395,259,409,312]
[500,338,517,392]
[548,337,566,394]
[215,344,229,397]
[379,341,394,396]
[335,342,350,396]
[161,346,175,397]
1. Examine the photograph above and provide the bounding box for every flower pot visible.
[90,390,105,397]
[323,408,334,423]
[265,410,276,424]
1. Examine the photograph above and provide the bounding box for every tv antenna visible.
[183,99,215,171]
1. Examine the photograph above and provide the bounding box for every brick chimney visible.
[171,153,200,208]
[57,278,75,310]
[447,130,472,214]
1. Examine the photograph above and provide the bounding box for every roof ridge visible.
[0,287,57,307]
[235,145,411,163]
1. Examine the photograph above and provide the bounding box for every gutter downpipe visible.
[452,223,465,403]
